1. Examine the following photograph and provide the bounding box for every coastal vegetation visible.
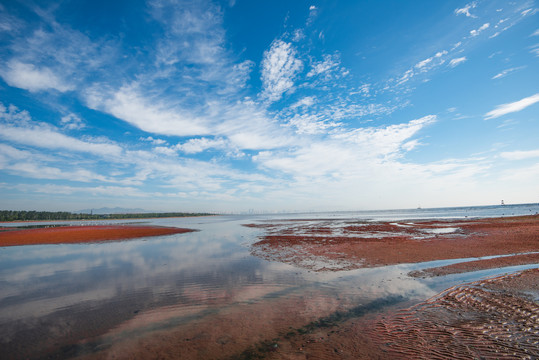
[0,210,213,222]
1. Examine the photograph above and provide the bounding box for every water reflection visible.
[0,212,536,359]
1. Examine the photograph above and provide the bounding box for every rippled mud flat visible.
[258,269,538,360]
[247,215,539,272]
[368,269,539,359]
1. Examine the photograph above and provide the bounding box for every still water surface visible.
[0,204,538,358]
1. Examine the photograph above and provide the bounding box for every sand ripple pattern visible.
[371,270,539,359]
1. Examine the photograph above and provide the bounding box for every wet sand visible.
[69,269,538,360]
[0,225,195,246]
[248,215,539,271]
[264,268,538,359]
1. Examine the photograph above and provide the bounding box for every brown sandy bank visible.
[0,225,195,247]
[248,215,539,271]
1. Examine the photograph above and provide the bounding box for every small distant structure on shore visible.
[501,200,505,206]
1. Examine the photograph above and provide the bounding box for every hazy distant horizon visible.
[2,202,538,217]
[1,1,538,212]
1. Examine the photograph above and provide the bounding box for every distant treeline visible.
[0,210,214,222]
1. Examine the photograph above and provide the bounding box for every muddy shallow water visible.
[0,205,538,359]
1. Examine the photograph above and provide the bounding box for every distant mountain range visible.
[75,207,149,214]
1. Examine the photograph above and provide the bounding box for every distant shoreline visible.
[0,210,216,222]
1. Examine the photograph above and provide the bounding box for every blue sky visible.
[0,0,538,213]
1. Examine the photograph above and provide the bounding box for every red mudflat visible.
[248,215,539,271]
[0,225,194,246]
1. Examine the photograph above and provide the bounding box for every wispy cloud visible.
[484,93,539,119]
[470,23,490,37]
[500,149,539,160]
[60,114,85,130]
[307,54,340,77]
[256,115,436,177]
[0,103,122,157]
[1,7,118,93]
[455,2,477,18]
[491,66,525,79]
[286,114,340,135]
[175,137,231,154]
[0,60,73,92]
[85,84,210,137]
[449,57,467,67]
[395,51,448,85]
[260,40,303,102]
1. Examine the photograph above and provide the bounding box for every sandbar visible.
[0,225,195,247]
[248,215,539,272]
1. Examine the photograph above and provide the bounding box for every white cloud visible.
[290,96,316,109]
[396,50,449,85]
[332,115,436,158]
[455,2,477,18]
[414,51,448,72]
[307,54,340,77]
[402,139,420,151]
[415,57,433,69]
[0,60,73,92]
[292,29,305,42]
[175,137,229,154]
[2,13,117,94]
[484,93,539,119]
[500,149,539,160]
[449,57,467,67]
[491,66,525,79]
[470,23,490,37]
[532,29,539,36]
[287,114,340,135]
[260,40,303,102]
[60,113,85,130]
[256,115,436,177]
[85,84,209,137]
[140,136,167,145]
[0,123,122,157]
[0,103,122,157]
[6,162,109,182]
